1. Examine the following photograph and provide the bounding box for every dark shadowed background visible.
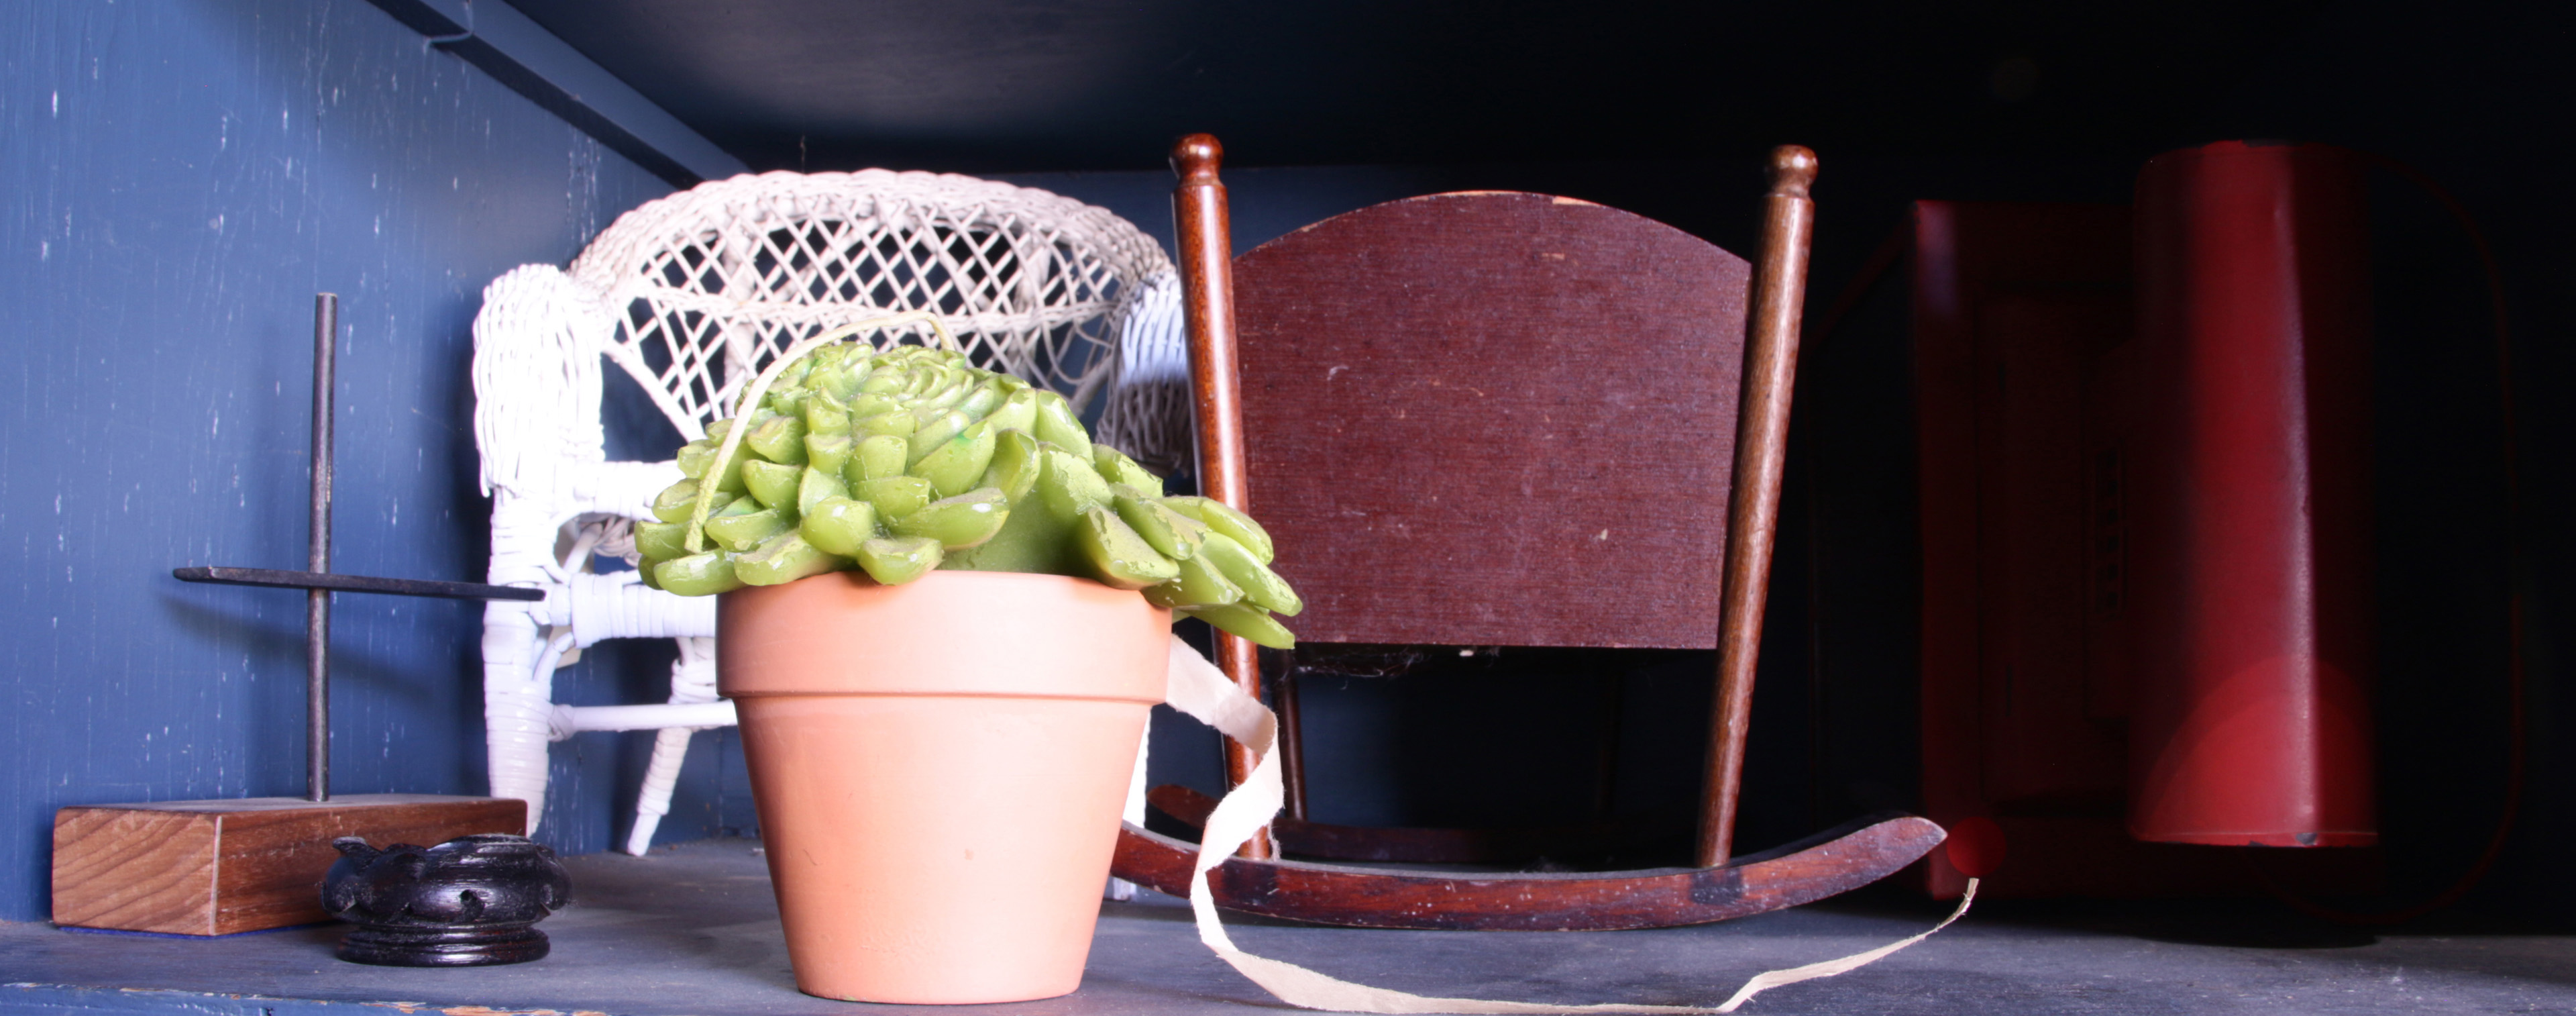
[3,0,2565,928]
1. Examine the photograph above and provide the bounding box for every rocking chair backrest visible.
[1228,192,1754,649]
[1175,136,1817,868]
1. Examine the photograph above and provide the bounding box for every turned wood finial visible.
[1173,134,1224,185]
[1701,142,1820,870]
[1768,145,1818,199]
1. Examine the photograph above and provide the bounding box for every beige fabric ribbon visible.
[1161,635,1975,1013]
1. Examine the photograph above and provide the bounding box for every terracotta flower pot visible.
[717,569,1171,1004]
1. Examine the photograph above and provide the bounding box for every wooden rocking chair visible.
[1108,136,1945,930]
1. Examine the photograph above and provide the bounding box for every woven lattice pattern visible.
[1092,272,1193,474]
[474,169,1179,855]
[570,170,1173,439]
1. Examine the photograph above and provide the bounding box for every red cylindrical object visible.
[2127,141,2376,847]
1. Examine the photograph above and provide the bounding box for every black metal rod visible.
[173,566,545,601]
[309,293,336,803]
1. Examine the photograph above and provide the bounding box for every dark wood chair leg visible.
[1695,145,1819,870]
[1173,132,1275,860]
[1277,666,1310,822]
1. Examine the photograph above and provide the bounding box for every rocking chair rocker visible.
[1108,136,1945,930]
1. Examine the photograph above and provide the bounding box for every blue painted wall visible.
[15,0,2553,933]
[0,0,690,923]
[0,6,1462,926]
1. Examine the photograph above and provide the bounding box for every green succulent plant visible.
[635,319,1299,650]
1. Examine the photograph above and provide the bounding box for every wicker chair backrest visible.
[568,169,1174,440]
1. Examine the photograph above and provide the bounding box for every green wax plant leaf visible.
[737,531,843,587]
[706,507,794,553]
[800,497,878,556]
[851,434,911,483]
[743,459,802,510]
[855,535,943,585]
[627,336,1300,647]
[891,488,1011,550]
[745,413,808,465]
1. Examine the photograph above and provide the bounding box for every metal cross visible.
[174,294,543,801]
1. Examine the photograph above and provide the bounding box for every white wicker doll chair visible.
[471,169,1184,856]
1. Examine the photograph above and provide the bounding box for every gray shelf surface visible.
[5,837,2573,1014]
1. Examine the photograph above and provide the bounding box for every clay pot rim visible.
[716,568,1171,703]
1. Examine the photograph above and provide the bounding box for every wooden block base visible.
[52,795,527,936]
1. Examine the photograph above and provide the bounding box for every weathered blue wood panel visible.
[0,0,703,923]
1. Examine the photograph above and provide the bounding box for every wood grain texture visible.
[1697,145,1819,868]
[1172,133,1277,860]
[48,809,213,934]
[1230,191,1750,649]
[1110,813,1941,931]
[52,795,525,935]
